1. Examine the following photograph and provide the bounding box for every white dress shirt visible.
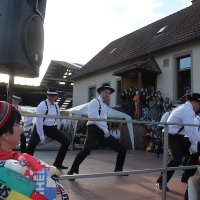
[36,99,60,140]
[87,96,108,134]
[14,104,22,112]
[194,116,200,134]
[167,101,200,145]
[159,111,171,126]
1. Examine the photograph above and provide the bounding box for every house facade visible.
[72,1,200,107]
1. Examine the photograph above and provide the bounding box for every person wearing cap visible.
[156,93,200,191]
[27,88,70,169]
[0,101,23,160]
[67,83,127,179]
[0,101,69,199]
[12,92,26,154]
[12,92,22,112]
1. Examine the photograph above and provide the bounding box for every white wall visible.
[73,69,121,107]
[155,41,200,102]
[192,44,200,93]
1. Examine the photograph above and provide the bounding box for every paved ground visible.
[33,150,188,200]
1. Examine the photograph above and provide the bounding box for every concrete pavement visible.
[33,150,188,200]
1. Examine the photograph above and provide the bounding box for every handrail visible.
[21,112,200,200]
[59,165,198,180]
[22,112,200,127]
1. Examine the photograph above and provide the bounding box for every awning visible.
[113,57,161,77]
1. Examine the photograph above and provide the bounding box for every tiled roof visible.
[73,2,200,79]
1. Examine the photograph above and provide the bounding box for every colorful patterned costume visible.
[0,150,69,200]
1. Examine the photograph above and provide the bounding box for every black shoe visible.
[156,182,169,192]
[67,170,75,181]
[181,176,188,184]
[53,165,68,170]
[114,170,129,176]
[67,169,79,181]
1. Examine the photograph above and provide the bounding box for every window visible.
[177,55,191,70]
[109,48,117,54]
[156,25,168,34]
[176,54,191,98]
[88,87,96,101]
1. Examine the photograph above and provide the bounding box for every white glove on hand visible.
[189,143,198,154]
[40,138,46,145]
[104,131,110,138]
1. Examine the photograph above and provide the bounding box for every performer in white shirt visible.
[12,92,22,112]
[12,92,26,153]
[156,93,200,191]
[159,104,173,126]
[67,84,126,179]
[181,110,200,183]
[182,110,200,199]
[27,88,70,169]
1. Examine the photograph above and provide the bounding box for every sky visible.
[0,0,192,86]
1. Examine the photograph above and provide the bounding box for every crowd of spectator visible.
[120,86,172,122]
[178,86,191,104]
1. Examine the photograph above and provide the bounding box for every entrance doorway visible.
[142,71,157,89]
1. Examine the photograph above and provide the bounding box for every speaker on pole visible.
[0,0,47,78]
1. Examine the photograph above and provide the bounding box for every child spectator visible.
[0,101,68,199]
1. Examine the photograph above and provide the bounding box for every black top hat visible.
[187,93,200,102]
[97,84,115,94]
[12,92,21,100]
[47,88,58,95]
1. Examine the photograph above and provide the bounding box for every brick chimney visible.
[191,0,199,4]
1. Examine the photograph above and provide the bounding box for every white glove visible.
[189,143,198,154]
[104,131,110,138]
[40,138,46,145]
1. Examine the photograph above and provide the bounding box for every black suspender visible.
[43,100,58,122]
[177,126,184,134]
[96,99,101,115]
[197,117,200,132]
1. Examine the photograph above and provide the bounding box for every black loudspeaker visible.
[0,0,47,78]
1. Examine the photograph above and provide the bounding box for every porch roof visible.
[112,57,161,77]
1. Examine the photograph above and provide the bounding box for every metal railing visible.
[22,112,200,200]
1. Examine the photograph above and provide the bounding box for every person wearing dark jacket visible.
[12,92,26,153]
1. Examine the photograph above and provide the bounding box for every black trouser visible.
[157,134,191,183]
[181,152,199,182]
[20,132,27,153]
[69,124,126,173]
[27,125,70,166]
